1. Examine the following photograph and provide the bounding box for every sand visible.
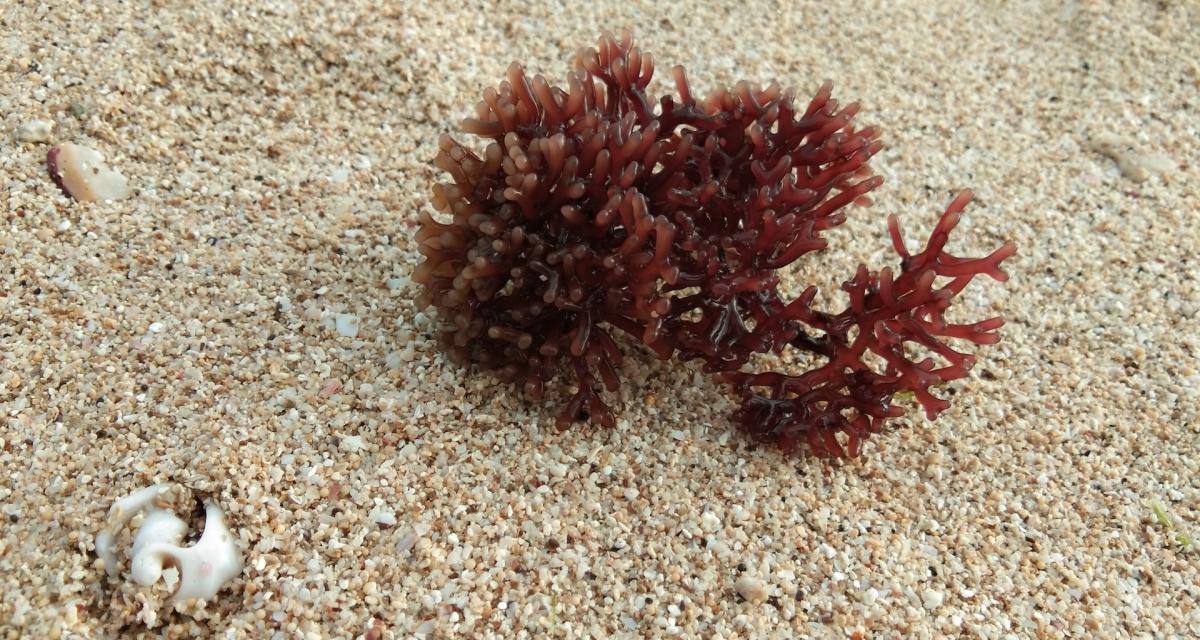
[1,0,1197,638]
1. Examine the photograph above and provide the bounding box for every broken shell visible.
[47,142,130,202]
[1087,134,1176,183]
[95,484,243,605]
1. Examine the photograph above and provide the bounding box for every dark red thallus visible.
[415,31,1015,458]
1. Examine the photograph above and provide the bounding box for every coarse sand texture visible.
[1,1,1197,638]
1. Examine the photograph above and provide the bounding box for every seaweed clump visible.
[414,31,1015,458]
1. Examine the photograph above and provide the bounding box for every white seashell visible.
[95,484,243,605]
[47,142,130,202]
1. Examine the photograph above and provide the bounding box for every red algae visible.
[414,31,1015,458]
[725,191,1016,457]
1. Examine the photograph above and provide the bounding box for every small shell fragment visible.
[1087,134,1175,183]
[47,142,130,202]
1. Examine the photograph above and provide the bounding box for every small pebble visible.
[922,589,945,610]
[368,506,397,527]
[396,530,420,553]
[735,576,768,603]
[334,314,360,338]
[16,119,54,143]
[339,435,366,452]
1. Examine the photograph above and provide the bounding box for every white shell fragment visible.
[96,484,170,574]
[95,484,243,605]
[15,119,54,143]
[47,142,130,202]
[1087,134,1175,183]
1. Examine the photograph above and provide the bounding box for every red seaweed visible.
[414,31,1015,457]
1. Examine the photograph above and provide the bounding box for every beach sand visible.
[1,0,1197,637]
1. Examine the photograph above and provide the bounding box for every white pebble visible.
[708,539,730,556]
[160,567,179,590]
[700,511,722,533]
[922,589,945,609]
[396,530,419,553]
[334,313,360,338]
[16,119,54,143]
[339,434,366,452]
[369,505,397,527]
[148,322,164,333]
[735,575,768,603]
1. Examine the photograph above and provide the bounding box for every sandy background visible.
[2,0,1198,638]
